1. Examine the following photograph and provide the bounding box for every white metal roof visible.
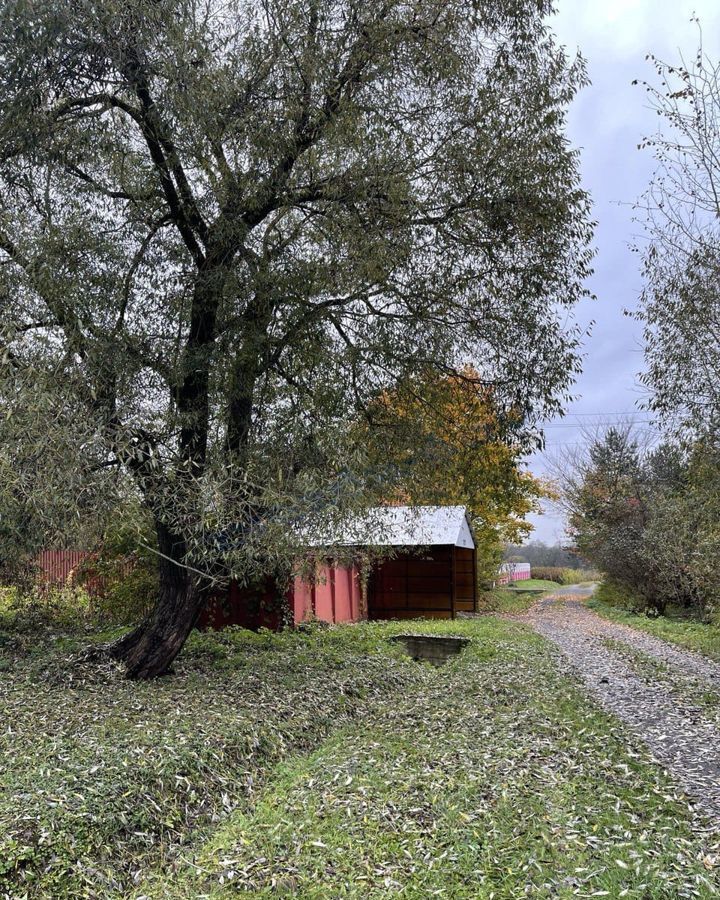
[310,505,475,549]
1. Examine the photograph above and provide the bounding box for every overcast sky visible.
[525,0,720,544]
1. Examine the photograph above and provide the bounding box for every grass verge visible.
[588,583,720,662]
[1,619,718,898]
[477,587,537,614]
[510,577,565,591]
[477,580,559,615]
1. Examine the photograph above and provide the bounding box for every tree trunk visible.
[121,571,207,679]
[105,623,146,661]
[104,521,210,679]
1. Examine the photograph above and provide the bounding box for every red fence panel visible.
[33,550,135,597]
[293,562,362,625]
[35,550,90,585]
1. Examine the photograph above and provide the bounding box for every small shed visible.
[353,506,477,620]
[300,505,478,620]
[198,562,364,631]
[198,505,477,630]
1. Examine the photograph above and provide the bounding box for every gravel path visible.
[518,588,720,822]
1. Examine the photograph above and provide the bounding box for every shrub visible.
[73,509,160,626]
[531,566,601,585]
[530,567,564,583]
[1,585,93,632]
[560,428,719,620]
[595,580,652,614]
[89,563,158,625]
[560,567,601,584]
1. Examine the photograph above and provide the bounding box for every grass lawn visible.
[508,578,563,591]
[477,587,537,614]
[477,580,560,616]
[1,619,718,899]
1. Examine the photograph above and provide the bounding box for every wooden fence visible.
[34,549,134,596]
[35,549,90,585]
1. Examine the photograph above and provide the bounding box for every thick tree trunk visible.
[105,623,146,661]
[121,572,207,679]
[103,521,210,679]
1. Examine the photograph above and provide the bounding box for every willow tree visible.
[634,37,720,435]
[0,0,592,677]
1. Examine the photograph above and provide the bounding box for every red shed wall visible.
[454,547,477,613]
[35,549,89,584]
[199,561,364,631]
[368,546,454,619]
[198,580,283,631]
[292,562,363,625]
[334,565,360,621]
[367,545,477,619]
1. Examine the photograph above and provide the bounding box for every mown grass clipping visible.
[1,618,718,898]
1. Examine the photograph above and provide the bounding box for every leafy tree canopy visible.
[634,33,720,435]
[0,0,593,675]
[363,366,549,577]
[558,426,720,618]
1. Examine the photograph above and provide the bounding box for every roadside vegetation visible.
[557,428,719,622]
[1,617,718,899]
[554,35,720,649]
[529,566,600,585]
[557,425,720,662]
[589,583,720,663]
[477,587,538,615]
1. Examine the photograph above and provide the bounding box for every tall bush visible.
[558,427,719,619]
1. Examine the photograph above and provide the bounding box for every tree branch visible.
[0,229,88,360]
[117,215,173,330]
[51,89,208,267]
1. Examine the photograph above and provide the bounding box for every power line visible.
[546,410,648,417]
[542,420,657,429]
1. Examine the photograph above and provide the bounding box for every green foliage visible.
[562,427,652,606]
[92,565,158,626]
[0,575,155,632]
[530,566,564,583]
[1,620,716,898]
[475,538,506,590]
[0,0,593,672]
[0,365,120,585]
[619,34,720,635]
[592,580,646,613]
[75,509,160,625]
[0,508,161,631]
[531,566,600,584]
[477,586,538,614]
[0,585,93,632]
[560,427,719,618]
